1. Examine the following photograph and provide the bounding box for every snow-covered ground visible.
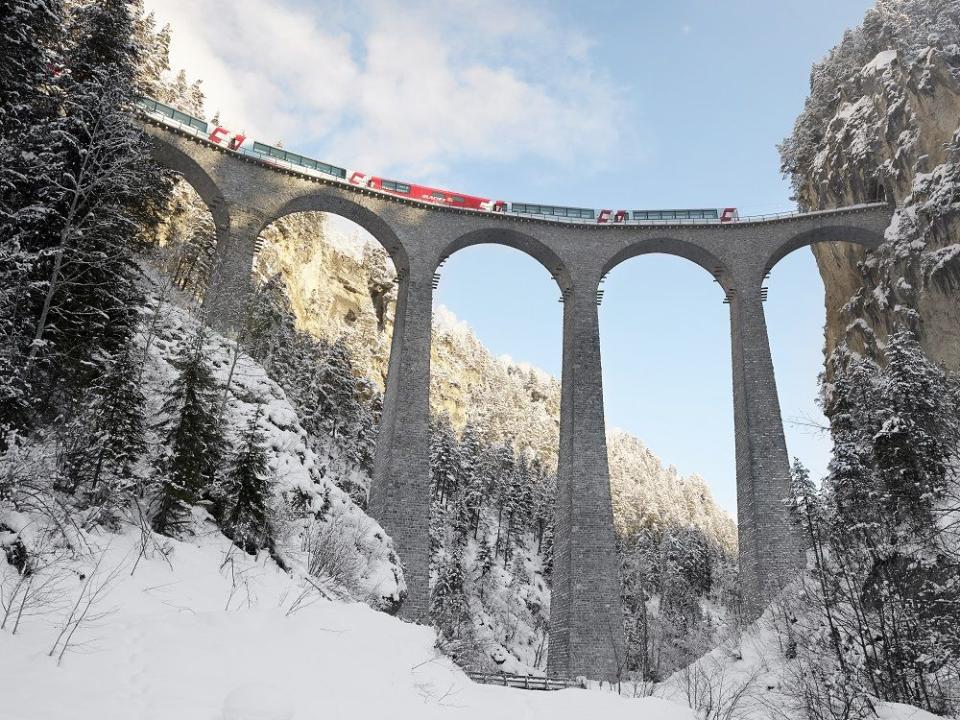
[0,527,693,720]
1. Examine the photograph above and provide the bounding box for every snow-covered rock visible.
[781,2,960,372]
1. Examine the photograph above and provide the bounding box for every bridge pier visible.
[548,280,625,681]
[202,204,264,332]
[368,260,434,621]
[728,282,806,617]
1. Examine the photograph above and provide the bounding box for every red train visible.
[348,172,507,213]
[139,97,738,225]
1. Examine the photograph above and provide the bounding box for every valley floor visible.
[0,525,692,720]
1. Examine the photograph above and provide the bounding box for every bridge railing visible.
[464,670,584,691]
[135,102,888,228]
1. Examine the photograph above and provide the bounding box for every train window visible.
[452,196,465,203]
[431,191,445,200]
[704,209,719,219]
[383,180,411,193]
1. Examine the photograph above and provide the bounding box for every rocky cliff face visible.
[252,212,735,545]
[781,1,960,370]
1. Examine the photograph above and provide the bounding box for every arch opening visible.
[437,228,572,293]
[243,211,405,502]
[150,176,222,304]
[762,224,885,279]
[428,243,563,673]
[146,132,230,240]
[602,237,733,293]
[264,192,411,279]
[764,240,876,491]
[599,252,739,680]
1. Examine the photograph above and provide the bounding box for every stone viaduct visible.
[139,111,893,680]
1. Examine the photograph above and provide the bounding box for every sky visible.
[146,0,877,516]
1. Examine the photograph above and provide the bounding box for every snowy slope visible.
[654,599,946,720]
[0,528,694,720]
[140,284,404,607]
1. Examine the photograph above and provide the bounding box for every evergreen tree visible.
[316,338,363,442]
[151,328,225,534]
[458,422,484,534]
[806,334,960,712]
[430,544,470,641]
[61,341,147,501]
[430,414,461,505]
[0,0,66,439]
[223,407,271,552]
[4,0,169,434]
[130,0,171,102]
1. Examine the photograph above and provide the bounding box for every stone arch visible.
[145,133,230,238]
[602,237,733,292]
[261,191,411,277]
[762,223,885,278]
[437,227,572,292]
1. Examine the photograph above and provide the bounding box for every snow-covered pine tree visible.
[430,543,469,641]
[813,332,960,712]
[151,328,225,535]
[457,422,485,535]
[485,442,515,558]
[874,332,958,527]
[61,341,147,505]
[223,407,271,552]
[130,0,170,101]
[499,450,532,568]
[530,459,554,554]
[0,0,66,440]
[430,414,461,505]
[316,338,364,443]
[11,0,169,430]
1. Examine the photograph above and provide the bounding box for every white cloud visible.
[144,0,628,182]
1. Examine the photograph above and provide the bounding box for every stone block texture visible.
[142,115,895,677]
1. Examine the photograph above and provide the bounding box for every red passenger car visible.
[348,172,506,212]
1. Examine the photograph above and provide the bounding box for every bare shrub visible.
[219,542,256,611]
[678,657,760,720]
[761,584,876,720]
[301,515,364,598]
[776,655,874,720]
[48,549,122,666]
[0,526,69,634]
